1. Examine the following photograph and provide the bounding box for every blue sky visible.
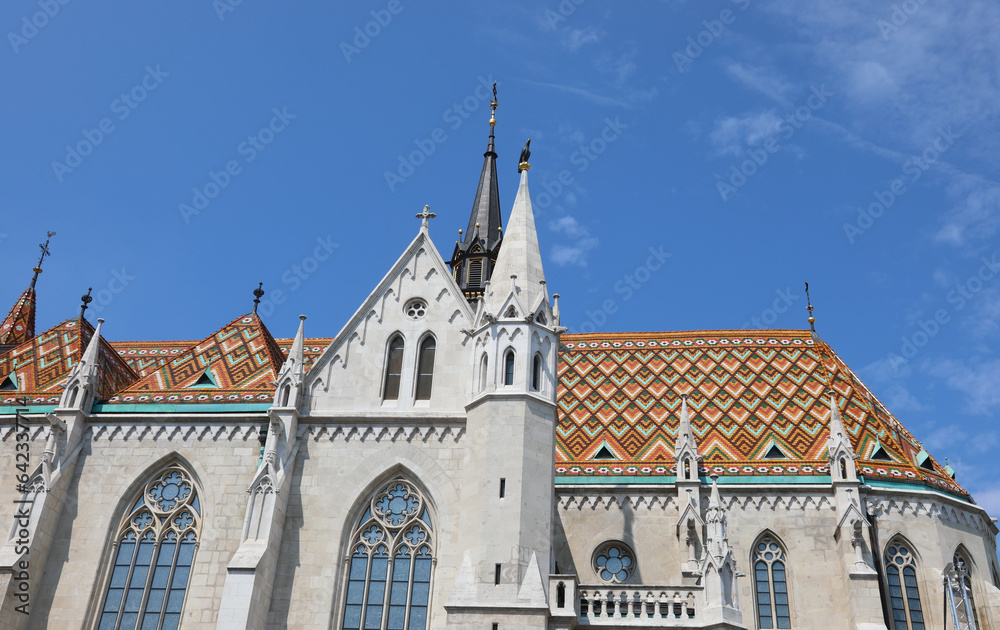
[2,2,999,511]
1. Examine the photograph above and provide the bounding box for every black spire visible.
[450,83,504,301]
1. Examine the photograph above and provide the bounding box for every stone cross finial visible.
[416,205,436,229]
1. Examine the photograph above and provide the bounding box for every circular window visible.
[593,542,635,583]
[405,299,427,319]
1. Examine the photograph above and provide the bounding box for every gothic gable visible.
[304,229,475,413]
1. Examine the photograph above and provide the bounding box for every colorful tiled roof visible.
[0,287,36,350]
[106,313,287,406]
[555,331,965,497]
[109,337,333,379]
[0,318,138,404]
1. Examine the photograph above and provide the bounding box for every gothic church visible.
[2,102,999,630]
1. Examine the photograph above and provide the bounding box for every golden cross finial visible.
[489,82,498,127]
[30,231,56,288]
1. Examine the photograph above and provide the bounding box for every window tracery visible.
[342,479,434,630]
[752,535,791,629]
[592,542,635,584]
[884,540,925,630]
[98,466,200,630]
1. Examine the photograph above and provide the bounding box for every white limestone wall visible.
[304,238,475,415]
[555,483,1000,630]
[266,422,466,629]
[15,419,263,629]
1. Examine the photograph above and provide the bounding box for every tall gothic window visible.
[884,539,925,630]
[752,535,791,629]
[531,353,542,391]
[99,466,200,630]
[342,478,434,630]
[479,353,488,393]
[952,550,980,629]
[383,336,405,401]
[504,349,515,386]
[414,336,435,400]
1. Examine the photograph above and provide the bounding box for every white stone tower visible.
[447,126,564,627]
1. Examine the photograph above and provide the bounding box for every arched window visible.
[952,550,980,629]
[99,466,200,630]
[884,539,925,630]
[504,349,515,386]
[280,383,291,407]
[415,336,435,400]
[479,353,489,393]
[752,535,791,629]
[531,353,542,391]
[383,336,404,401]
[342,478,434,630]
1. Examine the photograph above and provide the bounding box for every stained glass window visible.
[952,551,979,629]
[99,467,200,630]
[753,535,791,629]
[592,542,635,584]
[343,479,434,630]
[884,540,925,630]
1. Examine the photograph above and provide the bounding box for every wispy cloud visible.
[724,62,794,104]
[561,26,603,52]
[922,358,1000,415]
[523,79,632,109]
[550,215,599,267]
[708,111,782,156]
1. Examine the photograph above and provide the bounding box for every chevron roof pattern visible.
[0,317,138,404]
[556,331,966,497]
[0,287,36,350]
[107,313,287,405]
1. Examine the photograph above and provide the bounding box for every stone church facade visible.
[2,108,999,630]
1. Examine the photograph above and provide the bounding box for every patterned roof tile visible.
[555,330,966,497]
[0,287,36,350]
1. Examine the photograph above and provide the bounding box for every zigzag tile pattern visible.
[556,331,965,497]
[0,318,137,404]
[0,287,36,349]
[111,337,332,378]
[108,314,286,405]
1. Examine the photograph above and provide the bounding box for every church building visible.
[2,97,999,630]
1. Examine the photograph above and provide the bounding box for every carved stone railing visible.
[576,585,703,626]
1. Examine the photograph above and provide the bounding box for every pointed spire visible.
[1,233,54,349]
[464,87,502,251]
[708,474,723,512]
[58,317,104,410]
[275,315,307,408]
[486,167,546,313]
[677,397,697,452]
[828,394,849,447]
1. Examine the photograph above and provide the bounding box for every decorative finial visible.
[30,231,56,289]
[416,204,436,229]
[805,281,816,332]
[252,282,264,313]
[518,138,531,173]
[458,228,463,235]
[489,82,498,127]
[79,287,93,320]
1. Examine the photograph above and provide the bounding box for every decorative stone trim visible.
[89,423,260,442]
[307,423,465,443]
